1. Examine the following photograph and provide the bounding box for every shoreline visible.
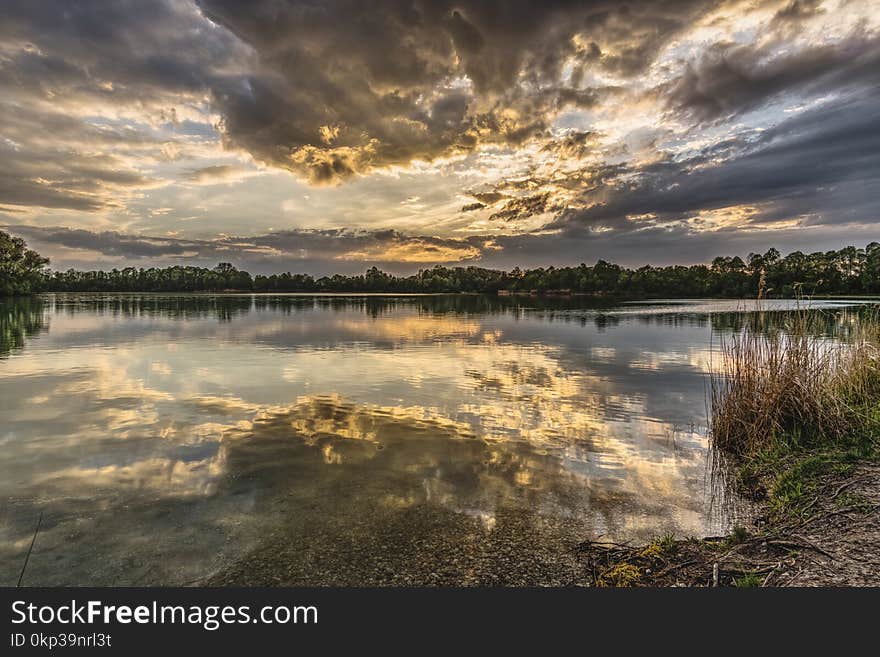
[581,454,880,587]
[8,290,880,303]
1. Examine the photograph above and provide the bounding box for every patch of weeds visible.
[735,571,763,587]
[736,459,766,497]
[638,543,663,560]
[734,448,805,520]
[710,305,880,525]
[657,532,678,556]
[763,435,880,521]
[727,525,750,545]
[835,492,874,514]
[734,440,798,499]
[597,563,641,588]
[768,453,835,520]
[640,532,678,560]
[832,462,854,476]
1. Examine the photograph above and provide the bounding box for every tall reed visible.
[709,303,880,458]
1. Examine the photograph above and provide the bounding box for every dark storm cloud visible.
[460,20,880,232]
[476,221,880,270]
[0,122,155,211]
[663,28,880,122]
[193,0,718,182]
[0,0,249,103]
[773,0,825,23]
[2,226,210,258]
[2,224,482,273]
[1,0,879,271]
[470,192,509,205]
[6,0,862,198]
[0,0,723,197]
[489,194,553,222]
[8,217,880,276]
[540,131,599,159]
[0,0,254,209]
[554,89,880,232]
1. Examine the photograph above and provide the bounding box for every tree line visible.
[3,229,880,297]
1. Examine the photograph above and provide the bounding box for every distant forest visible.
[3,229,880,298]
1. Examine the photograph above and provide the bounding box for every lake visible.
[0,294,872,585]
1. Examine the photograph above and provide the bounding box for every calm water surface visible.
[0,294,872,585]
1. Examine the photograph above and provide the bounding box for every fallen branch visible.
[767,537,834,560]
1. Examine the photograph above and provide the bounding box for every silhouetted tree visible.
[0,230,49,296]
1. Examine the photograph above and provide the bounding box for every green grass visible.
[733,431,879,521]
[835,492,875,514]
[735,571,763,587]
[657,532,678,556]
[639,532,679,560]
[728,525,750,545]
[709,304,880,522]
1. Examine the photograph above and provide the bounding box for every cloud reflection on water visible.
[3,294,864,584]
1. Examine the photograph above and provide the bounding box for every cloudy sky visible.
[1,0,878,274]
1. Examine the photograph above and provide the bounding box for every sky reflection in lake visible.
[1,294,872,585]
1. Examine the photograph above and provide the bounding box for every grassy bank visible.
[582,303,880,586]
[710,304,880,518]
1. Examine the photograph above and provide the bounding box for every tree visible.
[0,230,50,296]
[862,242,880,293]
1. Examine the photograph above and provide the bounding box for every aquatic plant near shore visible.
[709,303,880,459]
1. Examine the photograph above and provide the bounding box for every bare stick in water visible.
[17,512,42,587]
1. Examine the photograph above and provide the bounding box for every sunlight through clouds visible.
[1,0,878,272]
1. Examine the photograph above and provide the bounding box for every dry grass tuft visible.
[710,302,880,458]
